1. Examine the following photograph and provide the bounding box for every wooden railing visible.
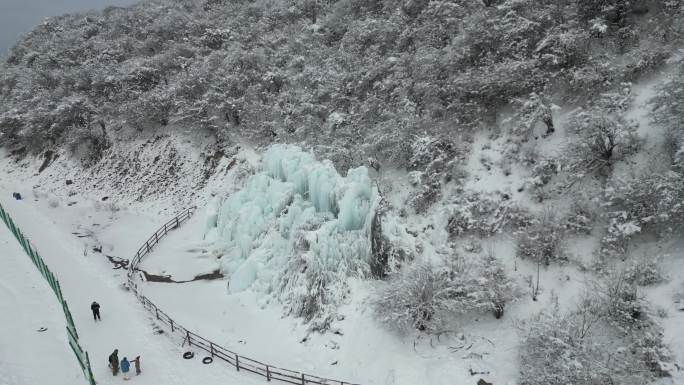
[126,206,195,282]
[127,208,360,385]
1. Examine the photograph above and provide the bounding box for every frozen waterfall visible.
[205,144,379,316]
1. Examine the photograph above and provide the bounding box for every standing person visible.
[108,349,119,376]
[90,301,101,321]
[121,357,131,380]
[130,355,141,375]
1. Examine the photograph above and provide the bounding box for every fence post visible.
[47,271,57,296]
[301,373,305,385]
[155,307,159,320]
[186,330,191,347]
[235,354,239,371]
[85,351,96,385]
[210,343,215,357]
[266,365,271,381]
[145,241,150,253]
[28,246,38,266]
[170,318,174,332]
[175,217,180,228]
[2,203,98,385]
[56,280,64,302]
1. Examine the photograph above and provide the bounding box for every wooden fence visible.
[0,202,96,385]
[127,207,360,385]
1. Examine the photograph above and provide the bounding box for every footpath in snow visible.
[0,191,261,385]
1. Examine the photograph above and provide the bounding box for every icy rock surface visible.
[206,144,379,318]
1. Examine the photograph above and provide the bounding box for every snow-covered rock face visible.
[205,144,378,318]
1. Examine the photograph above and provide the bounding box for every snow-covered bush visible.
[601,172,684,257]
[480,251,517,319]
[374,254,516,333]
[506,92,554,140]
[516,209,564,265]
[406,135,467,213]
[520,303,615,385]
[561,196,596,235]
[592,271,643,329]
[530,158,558,188]
[520,293,671,385]
[447,193,533,237]
[623,257,665,286]
[651,63,684,168]
[374,263,459,333]
[593,272,672,376]
[563,109,639,183]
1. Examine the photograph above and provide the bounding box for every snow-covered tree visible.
[374,254,516,333]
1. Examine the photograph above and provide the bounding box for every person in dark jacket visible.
[130,355,141,375]
[90,301,101,321]
[108,349,119,376]
[121,357,131,380]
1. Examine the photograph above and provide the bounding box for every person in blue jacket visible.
[121,357,131,380]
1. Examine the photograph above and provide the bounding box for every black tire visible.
[202,357,213,364]
[183,351,194,359]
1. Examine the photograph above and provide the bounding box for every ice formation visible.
[205,144,379,317]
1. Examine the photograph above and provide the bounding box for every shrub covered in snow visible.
[601,172,684,257]
[480,252,517,319]
[374,263,459,333]
[520,292,671,385]
[506,92,554,140]
[592,271,643,329]
[373,255,516,333]
[562,111,638,185]
[520,303,616,385]
[406,135,468,213]
[623,257,665,286]
[561,197,597,235]
[516,209,564,265]
[651,63,684,167]
[447,192,533,237]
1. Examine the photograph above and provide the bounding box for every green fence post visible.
[85,351,96,385]
[56,280,64,303]
[47,271,58,297]
[16,230,29,253]
[7,217,18,239]
[37,255,47,279]
[3,204,100,385]
[27,245,38,266]
[65,305,79,340]
[67,327,86,371]
[22,238,33,258]
[12,223,20,240]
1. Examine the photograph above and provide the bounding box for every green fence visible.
[0,202,96,385]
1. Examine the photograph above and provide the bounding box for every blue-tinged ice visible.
[205,144,379,316]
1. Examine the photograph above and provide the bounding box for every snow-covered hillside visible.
[3,70,684,384]
[3,1,684,385]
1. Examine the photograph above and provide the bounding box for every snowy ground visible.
[136,207,606,385]
[3,179,683,385]
[0,189,261,385]
[0,224,83,385]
